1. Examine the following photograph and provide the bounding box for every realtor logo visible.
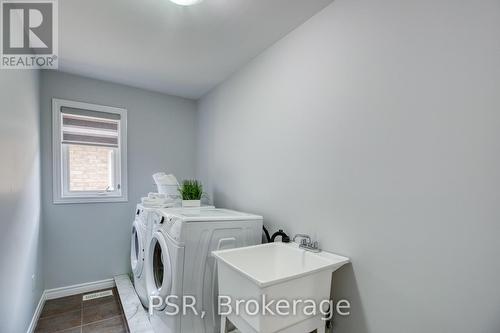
[1,0,58,69]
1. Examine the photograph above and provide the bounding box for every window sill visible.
[53,195,128,205]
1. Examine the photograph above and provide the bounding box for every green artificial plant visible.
[178,179,203,200]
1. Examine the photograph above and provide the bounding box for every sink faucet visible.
[293,234,311,243]
[293,234,321,253]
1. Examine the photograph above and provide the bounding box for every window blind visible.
[61,107,120,148]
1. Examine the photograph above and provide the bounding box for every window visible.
[53,99,128,203]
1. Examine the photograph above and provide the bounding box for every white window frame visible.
[52,98,128,204]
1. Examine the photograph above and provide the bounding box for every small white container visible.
[182,199,201,207]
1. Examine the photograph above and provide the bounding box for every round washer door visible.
[131,220,145,278]
[147,231,173,310]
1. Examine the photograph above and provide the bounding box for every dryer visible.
[146,208,263,333]
[130,204,156,308]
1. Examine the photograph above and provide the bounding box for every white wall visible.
[0,71,43,333]
[197,0,500,332]
[40,71,198,289]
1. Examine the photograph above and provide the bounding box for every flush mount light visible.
[169,0,204,5]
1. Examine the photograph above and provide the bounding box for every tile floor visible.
[35,288,129,333]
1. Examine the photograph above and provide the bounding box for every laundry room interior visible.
[1,0,500,333]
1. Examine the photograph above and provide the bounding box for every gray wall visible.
[0,71,43,333]
[40,71,197,289]
[197,0,500,332]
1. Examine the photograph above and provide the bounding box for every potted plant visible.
[179,179,203,207]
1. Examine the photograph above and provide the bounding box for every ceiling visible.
[58,0,333,99]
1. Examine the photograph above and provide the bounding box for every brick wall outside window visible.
[68,144,112,191]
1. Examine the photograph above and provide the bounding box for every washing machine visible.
[130,204,157,308]
[146,208,263,333]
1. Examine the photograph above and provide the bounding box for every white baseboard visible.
[27,291,46,333]
[45,278,116,300]
[26,278,117,333]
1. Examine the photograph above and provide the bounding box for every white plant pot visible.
[182,200,201,207]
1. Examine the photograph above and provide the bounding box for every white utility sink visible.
[213,242,349,333]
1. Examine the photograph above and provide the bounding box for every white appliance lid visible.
[160,208,263,222]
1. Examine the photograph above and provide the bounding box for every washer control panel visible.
[153,212,182,241]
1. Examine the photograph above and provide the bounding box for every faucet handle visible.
[298,238,321,253]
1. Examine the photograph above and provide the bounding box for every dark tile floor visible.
[35,288,129,333]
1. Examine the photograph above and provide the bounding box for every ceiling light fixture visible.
[169,0,204,6]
